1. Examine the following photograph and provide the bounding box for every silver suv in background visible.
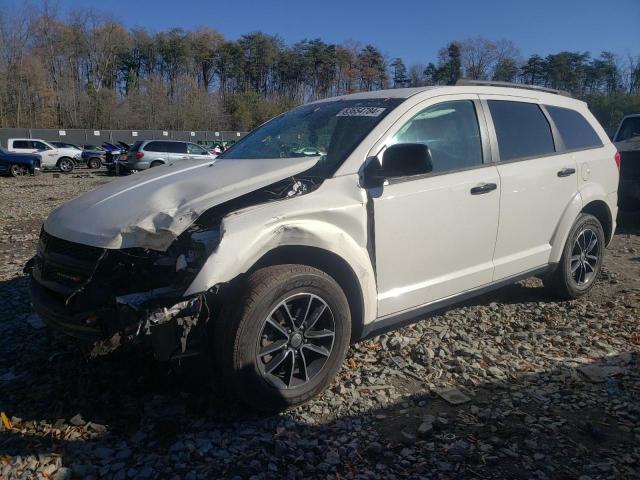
[122,140,215,171]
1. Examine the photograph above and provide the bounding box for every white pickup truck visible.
[7,138,81,172]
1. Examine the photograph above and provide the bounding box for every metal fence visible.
[0,128,247,148]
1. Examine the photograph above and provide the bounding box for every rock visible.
[437,388,471,405]
[417,421,433,437]
[69,413,85,426]
[579,364,622,383]
[25,313,45,329]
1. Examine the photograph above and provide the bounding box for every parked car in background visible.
[28,82,618,412]
[7,138,79,172]
[120,140,215,171]
[81,146,106,169]
[0,147,40,176]
[613,114,640,212]
[50,141,81,151]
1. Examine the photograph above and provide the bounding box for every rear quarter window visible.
[546,105,602,150]
[488,100,555,161]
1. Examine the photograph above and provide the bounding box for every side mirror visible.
[382,143,433,178]
[362,143,433,188]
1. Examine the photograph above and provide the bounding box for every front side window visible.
[33,141,49,151]
[187,143,208,155]
[546,105,602,150]
[488,100,555,161]
[390,100,483,173]
[220,98,404,177]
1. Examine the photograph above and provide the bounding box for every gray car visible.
[122,140,214,171]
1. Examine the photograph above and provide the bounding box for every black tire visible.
[214,265,351,412]
[544,213,605,299]
[9,164,27,177]
[57,157,74,173]
[150,161,163,168]
[87,157,102,169]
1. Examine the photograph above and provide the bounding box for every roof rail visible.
[455,79,572,97]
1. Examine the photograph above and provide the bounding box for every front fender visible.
[184,176,378,325]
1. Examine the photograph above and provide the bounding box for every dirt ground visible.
[0,172,638,479]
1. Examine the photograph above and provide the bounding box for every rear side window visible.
[546,106,602,150]
[488,100,555,161]
[165,142,187,154]
[144,141,167,152]
[13,140,30,149]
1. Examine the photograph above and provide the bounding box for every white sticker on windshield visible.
[337,107,386,117]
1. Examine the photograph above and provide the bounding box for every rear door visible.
[165,142,189,162]
[370,95,501,317]
[482,97,579,279]
[142,141,169,164]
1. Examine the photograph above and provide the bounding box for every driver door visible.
[33,141,58,167]
[369,96,501,317]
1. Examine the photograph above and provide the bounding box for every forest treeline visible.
[1,5,638,133]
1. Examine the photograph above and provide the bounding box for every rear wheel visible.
[544,213,605,299]
[214,265,351,412]
[9,164,27,177]
[87,157,102,169]
[150,161,163,168]
[57,157,74,173]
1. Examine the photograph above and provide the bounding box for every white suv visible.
[28,82,619,411]
[7,138,80,172]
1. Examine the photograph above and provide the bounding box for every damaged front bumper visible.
[27,229,216,360]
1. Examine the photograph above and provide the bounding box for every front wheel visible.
[544,213,605,299]
[57,157,74,173]
[214,265,351,412]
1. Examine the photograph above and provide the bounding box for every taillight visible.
[614,151,621,171]
[135,151,144,160]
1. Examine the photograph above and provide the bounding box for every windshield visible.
[617,117,640,142]
[220,98,404,176]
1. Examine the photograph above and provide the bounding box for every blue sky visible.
[17,0,640,65]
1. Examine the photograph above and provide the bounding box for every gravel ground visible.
[0,172,639,480]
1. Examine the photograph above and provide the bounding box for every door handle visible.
[470,183,497,195]
[557,167,576,177]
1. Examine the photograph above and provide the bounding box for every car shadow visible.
[0,273,637,478]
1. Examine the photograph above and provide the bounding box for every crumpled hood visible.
[44,157,318,250]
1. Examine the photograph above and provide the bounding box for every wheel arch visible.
[250,245,366,342]
[581,200,613,246]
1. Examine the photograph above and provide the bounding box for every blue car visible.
[0,147,40,177]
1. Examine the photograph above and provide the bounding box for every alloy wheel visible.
[59,159,73,172]
[570,228,599,285]
[256,293,335,389]
[10,164,27,177]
